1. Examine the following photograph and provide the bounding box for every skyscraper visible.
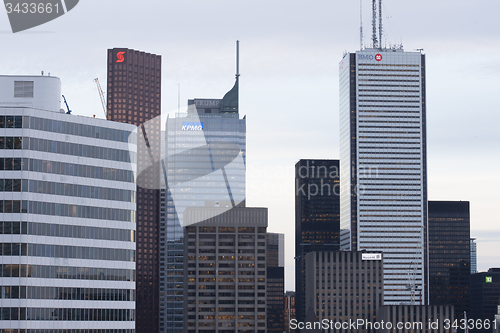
[107,48,162,333]
[339,48,428,304]
[160,75,245,332]
[267,233,285,332]
[295,159,340,321]
[428,201,470,320]
[183,207,268,333]
[0,75,136,332]
[470,268,500,330]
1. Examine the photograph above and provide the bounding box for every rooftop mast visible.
[379,0,383,48]
[236,40,240,79]
[360,0,363,50]
[371,0,378,48]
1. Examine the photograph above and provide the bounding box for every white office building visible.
[339,49,428,304]
[0,75,137,332]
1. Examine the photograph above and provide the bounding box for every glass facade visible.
[470,238,477,274]
[428,201,470,321]
[0,78,136,333]
[339,49,427,304]
[294,159,340,321]
[266,233,284,333]
[160,96,246,332]
[470,269,500,331]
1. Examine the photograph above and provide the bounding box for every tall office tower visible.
[304,251,384,332]
[295,159,340,321]
[183,207,268,333]
[339,49,428,304]
[267,233,285,332]
[470,269,500,328]
[428,201,470,319]
[107,48,162,332]
[0,75,136,332]
[470,238,477,274]
[161,77,245,332]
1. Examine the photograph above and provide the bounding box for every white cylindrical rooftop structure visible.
[0,75,61,112]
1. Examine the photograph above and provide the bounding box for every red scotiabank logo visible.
[375,54,383,61]
[116,52,125,63]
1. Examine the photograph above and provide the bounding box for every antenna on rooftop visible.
[371,0,378,48]
[236,40,240,79]
[360,0,363,50]
[378,0,383,48]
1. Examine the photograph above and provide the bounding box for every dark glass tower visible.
[267,233,284,332]
[470,268,500,330]
[428,201,470,320]
[107,47,162,333]
[294,159,340,322]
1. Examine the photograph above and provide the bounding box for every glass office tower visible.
[428,201,470,320]
[0,75,136,332]
[294,159,340,320]
[339,49,428,304]
[160,79,246,332]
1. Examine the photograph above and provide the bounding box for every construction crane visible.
[94,78,107,118]
[406,262,417,305]
[62,95,71,114]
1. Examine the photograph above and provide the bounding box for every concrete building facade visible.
[183,207,267,333]
[304,251,384,332]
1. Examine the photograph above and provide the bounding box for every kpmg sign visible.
[358,53,383,62]
[182,122,204,131]
[362,253,382,261]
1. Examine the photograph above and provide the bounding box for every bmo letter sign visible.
[358,53,383,62]
[362,253,382,261]
[182,122,204,131]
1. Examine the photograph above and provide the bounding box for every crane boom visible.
[62,95,71,114]
[94,78,107,119]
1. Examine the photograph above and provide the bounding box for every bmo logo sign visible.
[358,54,383,61]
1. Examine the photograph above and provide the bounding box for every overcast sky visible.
[2,0,500,291]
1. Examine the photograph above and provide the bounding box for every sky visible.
[2,0,500,291]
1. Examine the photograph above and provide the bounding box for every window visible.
[14,81,34,98]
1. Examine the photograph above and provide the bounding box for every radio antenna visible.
[371,0,378,48]
[379,0,383,48]
[236,40,240,79]
[360,0,363,50]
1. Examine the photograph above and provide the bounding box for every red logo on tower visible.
[116,52,126,63]
[375,54,383,61]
